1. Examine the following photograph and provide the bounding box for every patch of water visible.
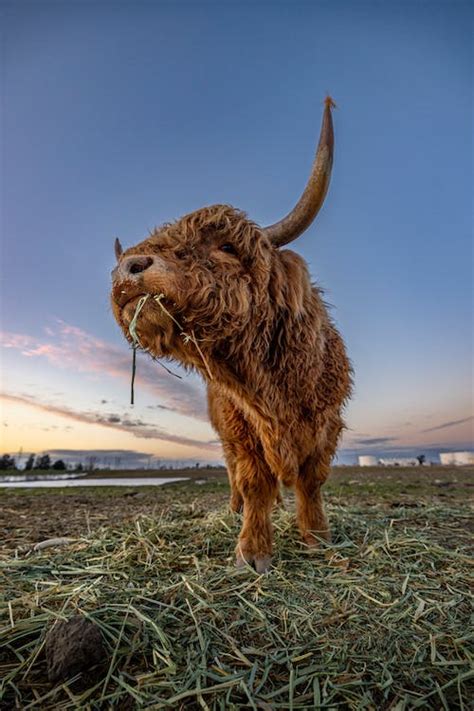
[0,477,188,489]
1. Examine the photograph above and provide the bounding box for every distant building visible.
[439,451,474,465]
[358,455,419,467]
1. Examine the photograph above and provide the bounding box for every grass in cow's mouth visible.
[128,294,149,348]
[0,481,472,709]
[128,294,149,405]
[128,294,213,404]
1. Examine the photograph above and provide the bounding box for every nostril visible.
[126,256,154,275]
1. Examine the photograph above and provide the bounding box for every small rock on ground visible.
[44,615,106,684]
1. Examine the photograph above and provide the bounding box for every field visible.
[0,466,473,709]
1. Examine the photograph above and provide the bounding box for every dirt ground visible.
[1,465,472,555]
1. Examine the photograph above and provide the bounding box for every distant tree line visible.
[0,454,85,472]
[0,454,17,470]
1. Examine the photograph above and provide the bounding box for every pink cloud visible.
[1,392,217,451]
[1,332,37,353]
[0,323,206,420]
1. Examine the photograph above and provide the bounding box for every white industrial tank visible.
[358,455,378,467]
[440,451,474,465]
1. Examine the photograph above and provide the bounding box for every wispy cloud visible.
[0,322,206,420]
[1,393,217,451]
[353,436,398,446]
[421,416,474,434]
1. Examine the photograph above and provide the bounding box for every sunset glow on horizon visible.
[1,316,472,466]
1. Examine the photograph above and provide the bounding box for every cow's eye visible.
[220,243,237,255]
[175,250,187,260]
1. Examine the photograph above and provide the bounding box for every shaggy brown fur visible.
[111,204,352,572]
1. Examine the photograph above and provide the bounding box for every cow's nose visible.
[120,255,154,276]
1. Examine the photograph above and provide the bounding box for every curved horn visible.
[263,96,335,247]
[114,237,123,261]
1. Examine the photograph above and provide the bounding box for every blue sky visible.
[1,0,472,466]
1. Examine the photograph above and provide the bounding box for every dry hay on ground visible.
[0,485,473,709]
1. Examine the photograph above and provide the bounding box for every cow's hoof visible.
[254,555,272,573]
[303,530,331,547]
[235,552,272,573]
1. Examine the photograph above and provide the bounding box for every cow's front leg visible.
[296,453,331,546]
[234,452,278,573]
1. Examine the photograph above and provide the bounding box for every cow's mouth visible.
[121,293,145,312]
[117,296,146,331]
[119,291,179,330]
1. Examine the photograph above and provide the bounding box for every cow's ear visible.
[115,238,123,262]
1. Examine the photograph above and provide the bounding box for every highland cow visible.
[111,97,352,572]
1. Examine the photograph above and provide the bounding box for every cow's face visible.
[111,205,272,360]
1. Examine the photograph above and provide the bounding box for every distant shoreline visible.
[0,466,227,484]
